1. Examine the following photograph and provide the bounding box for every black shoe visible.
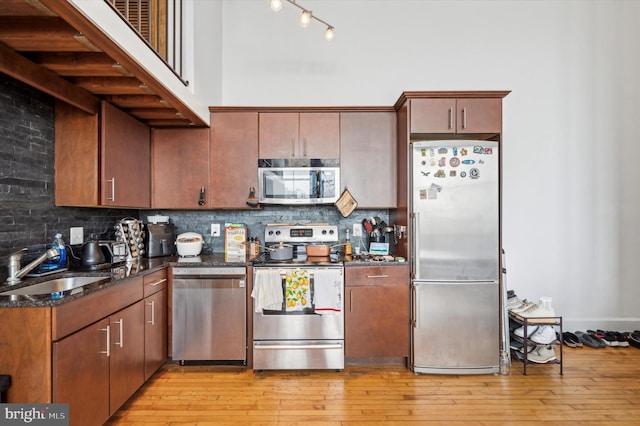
[562,332,582,348]
[586,330,607,347]
[629,331,640,349]
[575,331,602,348]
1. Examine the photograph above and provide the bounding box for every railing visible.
[104,0,186,85]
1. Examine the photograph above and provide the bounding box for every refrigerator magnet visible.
[449,157,460,167]
[470,168,480,179]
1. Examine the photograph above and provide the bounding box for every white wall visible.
[193,0,640,332]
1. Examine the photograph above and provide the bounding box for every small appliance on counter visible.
[175,232,203,257]
[114,217,145,261]
[69,240,127,271]
[145,222,177,258]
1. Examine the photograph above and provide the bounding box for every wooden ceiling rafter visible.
[0,0,206,127]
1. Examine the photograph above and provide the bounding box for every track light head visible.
[324,26,334,41]
[270,0,283,12]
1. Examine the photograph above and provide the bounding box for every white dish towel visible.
[313,269,342,315]
[251,269,283,312]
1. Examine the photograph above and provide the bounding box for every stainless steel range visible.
[251,223,344,371]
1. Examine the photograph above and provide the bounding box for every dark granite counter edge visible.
[0,253,251,308]
[0,254,408,307]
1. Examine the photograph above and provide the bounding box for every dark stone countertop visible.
[0,253,251,308]
[0,252,409,307]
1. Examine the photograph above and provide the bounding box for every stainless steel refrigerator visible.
[410,140,500,375]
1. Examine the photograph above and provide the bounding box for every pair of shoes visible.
[595,329,629,347]
[518,304,556,319]
[629,331,640,349]
[513,325,538,338]
[507,299,538,314]
[510,339,535,352]
[529,326,556,344]
[507,296,526,311]
[562,332,583,348]
[586,330,608,347]
[575,331,604,348]
[614,332,629,347]
[527,345,557,363]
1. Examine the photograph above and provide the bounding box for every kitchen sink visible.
[0,275,111,296]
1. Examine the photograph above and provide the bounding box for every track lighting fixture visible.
[270,0,335,41]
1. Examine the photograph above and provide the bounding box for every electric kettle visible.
[81,240,106,265]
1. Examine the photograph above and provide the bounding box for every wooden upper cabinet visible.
[101,102,151,208]
[210,112,259,209]
[410,98,502,134]
[299,113,340,158]
[55,100,100,207]
[259,112,340,159]
[151,128,210,209]
[55,101,150,208]
[340,112,397,208]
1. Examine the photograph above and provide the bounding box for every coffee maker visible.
[145,223,176,257]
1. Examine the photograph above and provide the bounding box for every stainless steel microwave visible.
[258,159,340,205]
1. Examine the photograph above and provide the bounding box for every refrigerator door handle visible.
[411,284,418,328]
[417,280,498,284]
[411,212,419,279]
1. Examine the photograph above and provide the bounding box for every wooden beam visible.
[39,0,208,126]
[0,41,99,114]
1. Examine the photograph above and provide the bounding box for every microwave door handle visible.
[315,170,321,198]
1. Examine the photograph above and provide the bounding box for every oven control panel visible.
[265,224,338,244]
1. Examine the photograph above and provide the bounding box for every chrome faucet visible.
[6,247,60,285]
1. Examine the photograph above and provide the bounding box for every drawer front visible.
[143,268,167,298]
[52,276,144,341]
[345,264,409,287]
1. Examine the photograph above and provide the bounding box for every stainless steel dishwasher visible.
[172,267,246,364]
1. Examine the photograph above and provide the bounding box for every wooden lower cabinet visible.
[143,269,167,380]
[53,301,145,426]
[108,301,145,415]
[345,265,410,360]
[0,268,168,426]
[52,318,110,424]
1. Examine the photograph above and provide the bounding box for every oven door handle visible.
[254,343,343,350]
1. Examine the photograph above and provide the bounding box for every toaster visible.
[99,240,127,264]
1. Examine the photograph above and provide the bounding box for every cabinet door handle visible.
[366,274,389,279]
[147,300,155,325]
[107,178,116,201]
[462,107,467,129]
[114,319,124,348]
[302,137,307,157]
[291,137,296,157]
[349,289,353,312]
[100,325,110,356]
[448,108,453,130]
[198,186,206,206]
[148,278,167,287]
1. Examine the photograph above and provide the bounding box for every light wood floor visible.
[106,347,640,425]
